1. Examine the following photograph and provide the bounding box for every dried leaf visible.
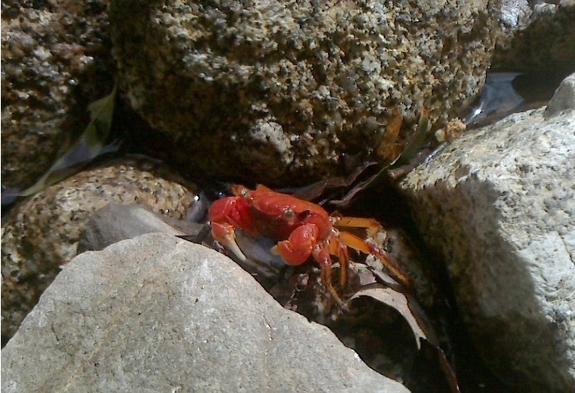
[348,277,460,393]
[284,162,378,202]
[377,107,404,162]
[349,284,428,349]
[438,346,462,393]
[330,107,431,207]
[434,118,466,143]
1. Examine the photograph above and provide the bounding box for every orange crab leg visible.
[326,234,350,288]
[312,245,345,306]
[338,231,412,287]
[337,230,371,254]
[331,216,382,237]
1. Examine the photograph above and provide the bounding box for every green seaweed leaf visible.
[19,83,118,197]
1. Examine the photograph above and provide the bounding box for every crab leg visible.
[272,224,346,305]
[312,245,345,306]
[326,233,350,287]
[331,216,382,237]
[338,230,412,287]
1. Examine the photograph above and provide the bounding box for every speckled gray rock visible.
[1,157,195,342]
[1,233,409,393]
[1,0,115,189]
[78,203,205,253]
[545,73,575,117]
[399,75,575,392]
[493,0,575,71]
[111,0,499,186]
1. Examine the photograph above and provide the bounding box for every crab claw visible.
[211,222,247,262]
[272,224,318,266]
[209,196,258,262]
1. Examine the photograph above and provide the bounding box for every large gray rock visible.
[400,74,575,392]
[111,0,499,186]
[1,233,409,393]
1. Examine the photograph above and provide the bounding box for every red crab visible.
[209,184,410,304]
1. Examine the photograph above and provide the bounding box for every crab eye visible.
[298,210,311,220]
[240,188,249,198]
[283,208,295,219]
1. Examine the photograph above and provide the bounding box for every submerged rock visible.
[79,203,205,253]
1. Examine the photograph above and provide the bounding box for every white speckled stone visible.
[400,74,575,392]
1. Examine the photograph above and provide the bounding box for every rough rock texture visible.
[1,157,196,342]
[1,0,115,189]
[493,0,575,72]
[399,74,575,392]
[111,0,500,186]
[545,72,575,117]
[1,233,409,393]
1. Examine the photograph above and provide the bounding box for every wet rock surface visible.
[400,74,575,392]
[1,233,410,393]
[1,0,115,189]
[111,0,499,186]
[1,157,196,342]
